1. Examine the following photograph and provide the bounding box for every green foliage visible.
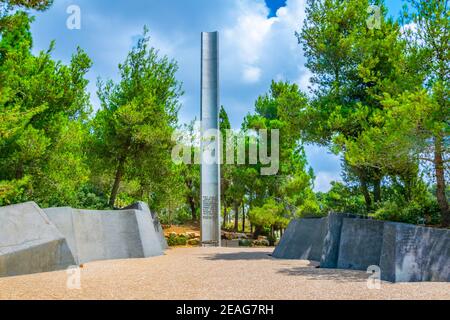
[1,0,53,11]
[0,0,447,232]
[0,11,92,208]
[177,120,201,221]
[373,198,441,225]
[92,27,183,208]
[75,184,109,210]
[167,233,187,246]
[317,182,367,215]
[159,205,192,226]
[241,81,318,230]
[0,176,30,206]
[249,199,290,231]
[239,239,252,247]
[296,0,449,225]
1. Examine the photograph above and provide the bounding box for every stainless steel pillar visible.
[200,32,221,247]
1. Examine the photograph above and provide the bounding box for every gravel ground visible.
[0,247,449,300]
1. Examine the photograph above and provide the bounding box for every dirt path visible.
[0,247,448,300]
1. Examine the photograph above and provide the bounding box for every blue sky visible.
[27,0,405,192]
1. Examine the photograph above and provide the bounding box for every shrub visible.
[239,239,252,247]
[167,233,188,246]
[373,197,441,225]
[267,234,277,246]
[175,234,187,246]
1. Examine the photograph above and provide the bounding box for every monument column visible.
[200,32,221,247]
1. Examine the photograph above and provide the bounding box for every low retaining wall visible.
[0,202,75,277]
[273,214,450,282]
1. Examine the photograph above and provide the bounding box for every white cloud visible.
[314,171,343,193]
[296,67,313,92]
[276,0,307,31]
[242,65,262,83]
[223,0,275,83]
[222,0,308,85]
[401,22,417,34]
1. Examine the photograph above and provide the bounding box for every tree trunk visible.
[434,135,450,227]
[359,174,372,212]
[188,196,197,221]
[242,205,245,232]
[254,225,263,238]
[234,202,239,232]
[109,157,126,208]
[373,178,382,204]
[15,162,24,180]
[222,203,228,229]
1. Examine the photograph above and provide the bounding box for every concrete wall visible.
[122,202,167,250]
[319,213,345,268]
[380,223,450,282]
[44,207,164,264]
[337,218,385,271]
[274,213,449,282]
[43,207,79,264]
[0,202,75,277]
[222,240,240,248]
[272,217,327,261]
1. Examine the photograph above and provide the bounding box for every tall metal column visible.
[200,32,221,247]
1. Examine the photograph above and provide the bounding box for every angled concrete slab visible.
[319,213,345,268]
[0,202,75,277]
[272,217,327,261]
[122,202,167,250]
[273,213,449,282]
[380,222,450,282]
[44,206,165,264]
[337,218,385,271]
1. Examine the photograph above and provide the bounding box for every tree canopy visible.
[0,0,448,235]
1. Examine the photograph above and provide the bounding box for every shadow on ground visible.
[201,251,319,268]
[201,251,273,261]
[200,251,367,282]
[277,266,368,282]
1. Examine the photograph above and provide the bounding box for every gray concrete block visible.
[380,223,450,282]
[222,239,240,248]
[337,218,385,271]
[320,213,345,268]
[0,202,76,277]
[44,206,164,265]
[272,217,327,261]
[134,208,167,257]
[123,202,168,250]
[272,219,298,258]
[44,207,79,264]
[272,212,449,282]
[79,209,143,262]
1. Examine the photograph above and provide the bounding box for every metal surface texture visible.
[200,32,221,247]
